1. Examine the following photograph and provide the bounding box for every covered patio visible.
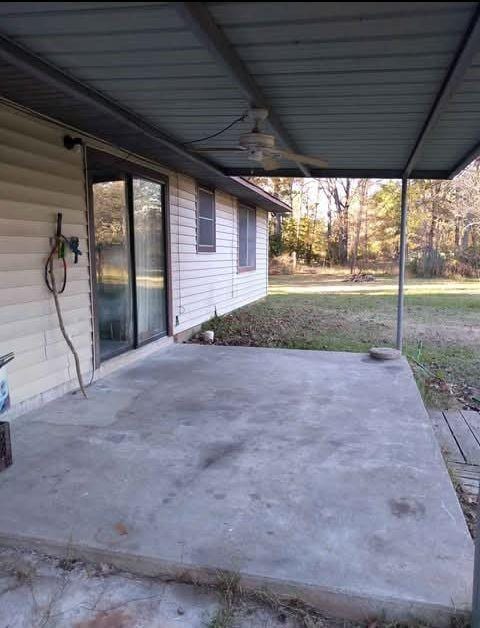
[0,2,479,625]
[0,344,473,624]
[1,2,479,349]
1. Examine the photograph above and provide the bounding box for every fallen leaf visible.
[75,610,132,628]
[114,522,128,536]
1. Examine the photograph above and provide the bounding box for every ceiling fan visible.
[192,108,328,171]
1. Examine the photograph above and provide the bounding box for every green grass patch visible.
[203,273,480,409]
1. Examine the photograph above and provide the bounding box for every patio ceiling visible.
[0,2,479,183]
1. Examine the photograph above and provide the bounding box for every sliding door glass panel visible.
[133,178,167,343]
[92,179,134,360]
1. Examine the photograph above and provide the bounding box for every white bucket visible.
[202,330,215,344]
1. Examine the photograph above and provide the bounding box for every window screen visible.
[197,187,215,251]
[238,205,256,270]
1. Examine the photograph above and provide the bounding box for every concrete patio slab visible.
[0,345,473,625]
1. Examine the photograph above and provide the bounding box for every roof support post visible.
[396,177,409,351]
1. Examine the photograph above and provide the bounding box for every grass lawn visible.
[204,272,480,409]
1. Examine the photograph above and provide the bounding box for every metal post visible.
[396,177,408,351]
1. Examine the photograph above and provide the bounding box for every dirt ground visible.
[0,546,302,628]
[0,546,469,628]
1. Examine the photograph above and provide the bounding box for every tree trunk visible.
[363,196,369,268]
[274,213,282,237]
[350,211,362,274]
[326,202,333,265]
[455,218,461,249]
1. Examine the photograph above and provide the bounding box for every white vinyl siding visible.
[170,176,268,334]
[0,105,93,408]
[0,102,269,411]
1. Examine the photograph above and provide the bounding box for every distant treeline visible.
[251,160,480,278]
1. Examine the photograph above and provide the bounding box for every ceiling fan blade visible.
[274,149,328,168]
[192,147,246,153]
[261,156,282,171]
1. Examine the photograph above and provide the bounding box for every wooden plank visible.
[449,462,480,480]
[461,410,480,446]
[460,482,478,497]
[459,476,480,487]
[450,462,480,473]
[429,410,465,463]
[444,410,480,465]
[459,476,480,490]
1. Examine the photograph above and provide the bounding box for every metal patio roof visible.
[0,1,479,187]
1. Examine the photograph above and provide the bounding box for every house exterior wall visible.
[170,174,268,334]
[0,102,269,414]
[0,104,93,411]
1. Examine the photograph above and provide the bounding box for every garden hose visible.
[45,213,87,399]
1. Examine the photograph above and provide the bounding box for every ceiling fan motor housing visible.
[239,132,275,150]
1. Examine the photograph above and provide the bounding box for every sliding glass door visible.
[89,150,168,363]
[132,178,167,344]
[92,178,134,360]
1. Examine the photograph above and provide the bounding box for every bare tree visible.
[317,178,367,266]
[350,179,371,273]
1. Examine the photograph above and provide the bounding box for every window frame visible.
[237,203,257,272]
[196,184,216,253]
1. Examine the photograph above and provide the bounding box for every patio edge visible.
[0,531,469,627]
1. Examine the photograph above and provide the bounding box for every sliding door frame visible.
[86,147,173,369]
[131,173,170,348]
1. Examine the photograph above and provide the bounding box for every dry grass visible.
[205,570,470,628]
[203,272,480,409]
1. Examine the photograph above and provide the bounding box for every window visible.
[197,186,215,251]
[238,205,256,271]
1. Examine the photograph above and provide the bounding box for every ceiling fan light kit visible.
[239,132,275,150]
